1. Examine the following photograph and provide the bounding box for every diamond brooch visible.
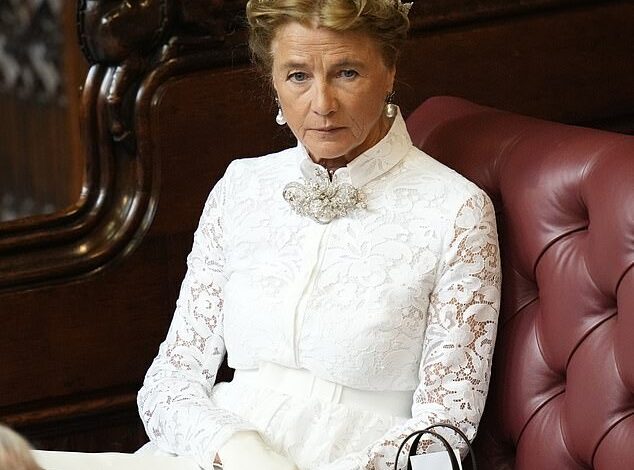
[283,168,367,224]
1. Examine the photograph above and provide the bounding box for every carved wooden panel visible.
[397,2,634,124]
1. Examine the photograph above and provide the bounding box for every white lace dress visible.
[137,112,501,470]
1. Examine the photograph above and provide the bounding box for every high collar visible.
[296,109,412,188]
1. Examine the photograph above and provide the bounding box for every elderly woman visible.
[138,1,501,469]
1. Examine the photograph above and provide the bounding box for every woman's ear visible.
[271,80,278,96]
[386,66,397,94]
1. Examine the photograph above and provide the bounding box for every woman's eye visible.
[339,69,359,79]
[288,72,308,82]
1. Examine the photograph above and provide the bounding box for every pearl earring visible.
[275,98,286,125]
[385,91,397,118]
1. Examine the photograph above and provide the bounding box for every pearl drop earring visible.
[275,98,286,125]
[385,91,397,118]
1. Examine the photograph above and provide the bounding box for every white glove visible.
[217,431,298,470]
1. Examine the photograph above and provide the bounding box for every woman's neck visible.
[319,156,349,171]
[317,156,349,180]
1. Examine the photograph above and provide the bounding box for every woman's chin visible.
[305,143,358,162]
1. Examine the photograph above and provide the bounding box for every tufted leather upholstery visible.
[406,97,634,469]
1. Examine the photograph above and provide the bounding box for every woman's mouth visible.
[311,127,344,134]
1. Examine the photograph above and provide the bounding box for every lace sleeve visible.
[321,191,501,470]
[137,177,256,470]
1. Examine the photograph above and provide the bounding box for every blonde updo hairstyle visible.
[246,0,410,74]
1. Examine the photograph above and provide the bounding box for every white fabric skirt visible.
[212,363,411,469]
[140,363,412,469]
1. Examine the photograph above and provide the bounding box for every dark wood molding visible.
[1,389,146,452]
[1,389,137,430]
[0,63,155,291]
[0,2,240,291]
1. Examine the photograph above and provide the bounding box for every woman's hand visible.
[217,431,298,470]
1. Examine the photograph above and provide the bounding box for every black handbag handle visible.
[393,423,477,470]
[406,429,459,470]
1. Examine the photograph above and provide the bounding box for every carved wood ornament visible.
[0,0,242,291]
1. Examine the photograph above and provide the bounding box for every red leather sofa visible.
[406,96,634,469]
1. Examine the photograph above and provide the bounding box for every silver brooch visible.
[283,168,367,224]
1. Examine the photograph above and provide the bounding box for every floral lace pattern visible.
[137,180,258,469]
[319,193,500,470]
[138,112,501,470]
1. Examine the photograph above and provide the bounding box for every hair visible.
[245,0,410,74]
[0,424,43,470]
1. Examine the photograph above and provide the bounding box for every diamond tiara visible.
[395,1,414,16]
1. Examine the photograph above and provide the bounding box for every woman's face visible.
[271,22,396,163]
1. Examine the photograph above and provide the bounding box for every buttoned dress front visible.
[138,112,501,470]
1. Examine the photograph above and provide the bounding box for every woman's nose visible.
[311,82,337,116]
